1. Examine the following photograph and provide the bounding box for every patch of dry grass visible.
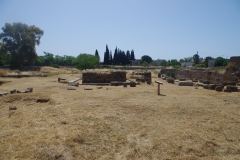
[0,69,7,76]
[0,67,240,159]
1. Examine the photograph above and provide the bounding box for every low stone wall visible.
[82,71,126,83]
[160,68,237,84]
[230,56,240,67]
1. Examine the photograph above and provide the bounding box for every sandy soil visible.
[0,67,240,159]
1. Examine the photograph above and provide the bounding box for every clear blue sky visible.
[0,0,239,61]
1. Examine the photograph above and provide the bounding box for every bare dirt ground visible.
[0,67,240,160]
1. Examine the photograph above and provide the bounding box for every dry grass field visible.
[0,67,240,160]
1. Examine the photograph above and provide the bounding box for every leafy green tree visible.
[193,53,200,65]
[75,53,99,70]
[214,57,228,67]
[0,22,44,69]
[160,60,168,66]
[43,52,54,66]
[141,55,152,64]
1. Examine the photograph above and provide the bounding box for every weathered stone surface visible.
[67,88,76,90]
[9,106,17,110]
[226,85,239,92]
[68,82,79,86]
[178,81,193,86]
[215,86,223,92]
[223,81,236,86]
[167,78,175,84]
[82,71,126,83]
[37,98,50,103]
[26,88,33,92]
[130,81,136,87]
[84,88,93,90]
[0,92,8,96]
[10,89,17,94]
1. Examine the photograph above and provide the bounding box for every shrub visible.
[165,71,171,77]
[52,64,60,68]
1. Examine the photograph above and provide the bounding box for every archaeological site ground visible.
[0,66,240,159]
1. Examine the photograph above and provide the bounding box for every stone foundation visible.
[82,71,126,83]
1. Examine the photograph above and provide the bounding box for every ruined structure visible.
[230,56,240,67]
[159,68,238,84]
[135,72,152,83]
[82,71,126,84]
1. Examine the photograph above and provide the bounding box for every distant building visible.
[208,59,215,67]
[181,62,193,67]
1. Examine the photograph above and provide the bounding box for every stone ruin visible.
[82,71,126,84]
[135,72,152,84]
[159,68,239,84]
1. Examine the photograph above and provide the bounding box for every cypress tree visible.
[95,49,99,57]
[104,45,110,64]
[130,50,135,60]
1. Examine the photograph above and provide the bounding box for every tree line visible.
[103,45,135,65]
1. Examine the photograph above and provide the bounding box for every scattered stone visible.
[192,79,198,82]
[223,81,236,86]
[203,84,211,89]
[84,88,93,90]
[179,78,186,81]
[130,81,136,87]
[26,88,33,92]
[226,85,239,92]
[123,83,127,87]
[68,82,79,86]
[162,77,166,80]
[67,88,76,90]
[167,78,175,84]
[0,92,8,96]
[10,89,17,94]
[97,86,102,89]
[215,86,223,92]
[37,98,50,103]
[9,106,17,110]
[178,81,193,86]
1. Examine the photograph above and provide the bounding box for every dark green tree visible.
[214,57,228,67]
[160,60,168,66]
[130,50,135,60]
[141,55,152,64]
[95,49,99,57]
[193,53,200,64]
[104,45,110,64]
[0,22,44,69]
[109,50,113,64]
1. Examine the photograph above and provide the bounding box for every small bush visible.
[52,64,60,68]
[0,69,6,76]
[165,71,171,77]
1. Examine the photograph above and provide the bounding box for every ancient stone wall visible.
[230,56,240,67]
[82,71,126,83]
[160,68,236,83]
